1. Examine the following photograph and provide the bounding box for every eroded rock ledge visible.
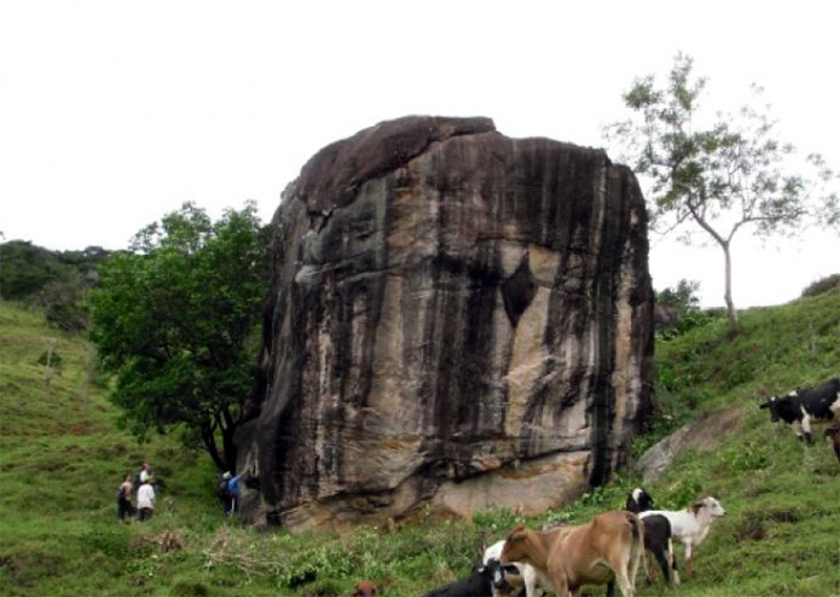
[237,115,654,530]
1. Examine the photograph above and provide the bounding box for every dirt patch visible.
[132,529,184,553]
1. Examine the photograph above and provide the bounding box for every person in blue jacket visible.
[225,472,241,516]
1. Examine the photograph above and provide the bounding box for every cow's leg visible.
[685,542,694,577]
[548,567,569,597]
[611,551,636,597]
[801,411,814,445]
[650,547,670,587]
[604,581,614,597]
[643,551,654,585]
[791,419,804,441]
[668,539,680,586]
[523,569,536,597]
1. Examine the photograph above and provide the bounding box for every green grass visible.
[1,291,839,596]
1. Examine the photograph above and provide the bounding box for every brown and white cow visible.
[500,511,644,597]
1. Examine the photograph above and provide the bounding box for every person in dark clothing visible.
[117,474,135,523]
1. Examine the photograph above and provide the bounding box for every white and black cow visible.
[421,558,519,597]
[625,488,679,587]
[760,377,840,444]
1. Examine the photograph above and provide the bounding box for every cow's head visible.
[481,558,520,594]
[626,487,655,513]
[500,525,535,567]
[759,396,780,422]
[692,496,726,519]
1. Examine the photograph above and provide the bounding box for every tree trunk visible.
[722,242,739,326]
[222,424,238,475]
[201,426,228,472]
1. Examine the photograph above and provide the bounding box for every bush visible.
[801,273,840,298]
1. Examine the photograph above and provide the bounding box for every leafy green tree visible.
[656,279,701,313]
[90,202,270,471]
[605,53,839,325]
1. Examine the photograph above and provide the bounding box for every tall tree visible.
[90,202,270,471]
[605,53,839,325]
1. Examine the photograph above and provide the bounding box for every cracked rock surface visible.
[236,116,654,530]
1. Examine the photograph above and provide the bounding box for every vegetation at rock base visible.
[1,285,839,596]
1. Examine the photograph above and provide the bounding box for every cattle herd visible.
[415,376,839,597]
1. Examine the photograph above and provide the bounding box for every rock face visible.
[237,116,654,530]
[636,407,744,483]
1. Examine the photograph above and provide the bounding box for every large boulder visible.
[238,116,654,530]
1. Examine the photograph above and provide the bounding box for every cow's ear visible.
[691,501,704,515]
[476,565,486,574]
[759,401,770,409]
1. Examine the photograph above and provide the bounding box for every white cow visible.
[640,496,726,576]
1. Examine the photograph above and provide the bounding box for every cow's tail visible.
[625,512,644,591]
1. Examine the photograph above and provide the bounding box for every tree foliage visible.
[656,279,701,312]
[89,202,270,471]
[605,53,839,325]
[0,241,109,331]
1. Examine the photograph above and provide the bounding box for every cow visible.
[421,558,519,597]
[500,511,644,597]
[624,488,679,588]
[760,377,840,444]
[639,497,725,577]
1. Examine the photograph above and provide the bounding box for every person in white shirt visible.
[136,480,156,522]
[139,462,151,484]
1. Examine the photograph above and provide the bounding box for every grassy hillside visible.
[1,290,838,596]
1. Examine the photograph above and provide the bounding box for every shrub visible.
[801,273,840,298]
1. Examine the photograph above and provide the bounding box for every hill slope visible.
[1,291,838,596]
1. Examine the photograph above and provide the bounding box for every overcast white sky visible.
[2,1,838,308]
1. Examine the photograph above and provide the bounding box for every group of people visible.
[116,462,247,523]
[116,462,156,523]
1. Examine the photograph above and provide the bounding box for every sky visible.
[1,1,838,308]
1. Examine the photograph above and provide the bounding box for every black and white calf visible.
[760,377,840,444]
[625,488,679,588]
[421,558,519,597]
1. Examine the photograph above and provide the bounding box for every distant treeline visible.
[0,240,113,331]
